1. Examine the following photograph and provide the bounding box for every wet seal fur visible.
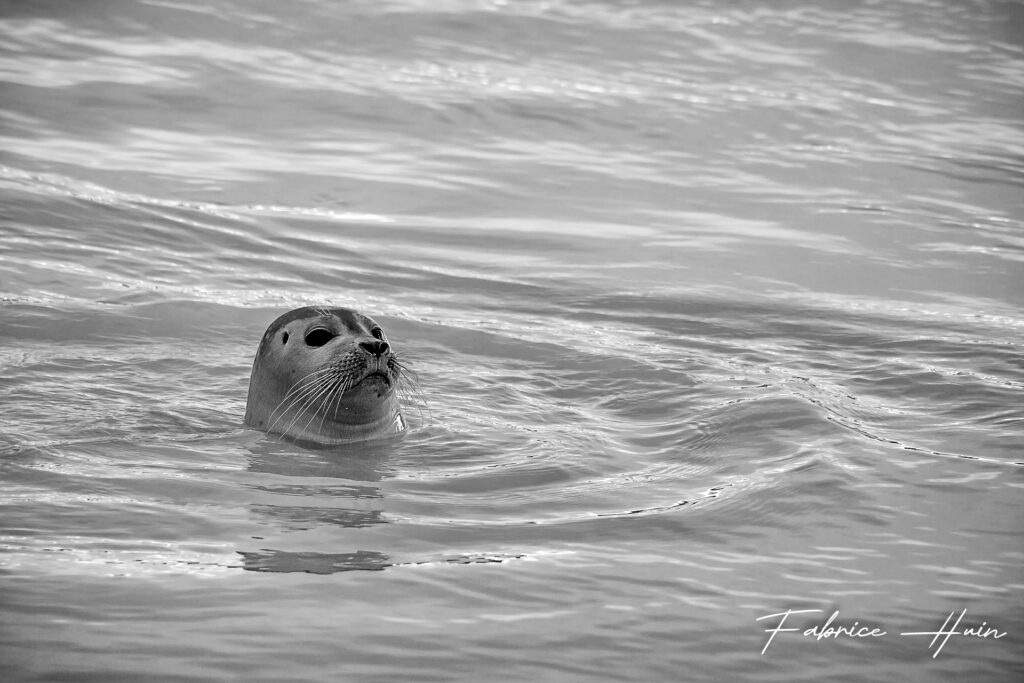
[244,306,408,445]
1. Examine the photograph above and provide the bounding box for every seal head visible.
[244,306,405,445]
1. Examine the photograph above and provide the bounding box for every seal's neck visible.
[281,398,404,446]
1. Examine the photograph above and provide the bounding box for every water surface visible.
[1,1,1022,681]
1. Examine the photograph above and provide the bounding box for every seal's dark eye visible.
[371,327,386,341]
[281,332,289,345]
[304,328,334,347]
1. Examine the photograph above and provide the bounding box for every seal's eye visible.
[371,327,387,341]
[304,328,334,347]
[281,332,289,345]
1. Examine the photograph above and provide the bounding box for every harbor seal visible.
[244,306,407,445]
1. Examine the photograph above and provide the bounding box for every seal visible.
[244,306,407,445]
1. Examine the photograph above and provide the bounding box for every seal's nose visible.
[359,339,390,356]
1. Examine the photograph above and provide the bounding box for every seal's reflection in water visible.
[238,437,397,573]
[237,434,528,573]
[239,549,392,573]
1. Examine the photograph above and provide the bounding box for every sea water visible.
[1,1,1022,681]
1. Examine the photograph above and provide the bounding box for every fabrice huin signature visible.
[757,608,1006,658]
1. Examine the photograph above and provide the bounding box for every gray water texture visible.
[1,1,1022,681]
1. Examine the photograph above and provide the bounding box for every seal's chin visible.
[355,370,393,389]
[352,371,394,401]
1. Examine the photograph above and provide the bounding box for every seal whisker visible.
[332,379,351,422]
[268,372,333,419]
[282,376,340,440]
[311,374,350,433]
[265,368,336,430]
[302,378,341,438]
[282,372,338,418]
[265,370,339,434]
[391,355,428,425]
[317,381,343,437]
[316,375,353,437]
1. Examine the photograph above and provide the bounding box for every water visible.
[1,0,1022,680]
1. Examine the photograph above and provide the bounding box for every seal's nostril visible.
[359,339,389,356]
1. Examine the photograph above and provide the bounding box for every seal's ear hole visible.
[304,328,334,347]
[281,332,289,345]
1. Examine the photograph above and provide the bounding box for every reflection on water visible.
[239,550,392,573]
